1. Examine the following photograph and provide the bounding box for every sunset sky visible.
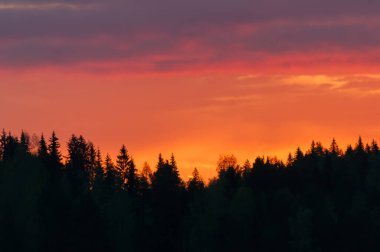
[1,0,380,179]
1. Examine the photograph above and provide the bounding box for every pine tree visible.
[48,131,62,170]
[20,130,30,154]
[371,139,379,154]
[242,159,252,180]
[295,147,304,161]
[38,134,48,161]
[170,153,181,180]
[67,135,89,171]
[105,154,114,178]
[3,133,18,161]
[346,144,354,156]
[125,158,138,195]
[96,148,103,172]
[93,148,108,210]
[87,142,97,184]
[139,162,152,195]
[93,148,104,184]
[356,136,365,153]
[365,144,371,154]
[104,153,116,195]
[242,159,251,171]
[187,168,204,194]
[329,138,341,156]
[66,135,91,192]
[151,154,184,251]
[157,153,164,168]
[287,153,294,166]
[310,140,316,155]
[152,154,183,192]
[0,129,6,160]
[315,142,324,157]
[141,162,152,186]
[115,145,130,190]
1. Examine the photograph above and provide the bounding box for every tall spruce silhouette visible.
[47,131,62,171]
[115,145,130,190]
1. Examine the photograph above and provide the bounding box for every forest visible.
[0,129,380,252]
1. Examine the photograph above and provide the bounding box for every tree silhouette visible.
[38,134,48,161]
[187,168,204,196]
[1,130,380,251]
[115,145,130,190]
[20,130,30,154]
[47,131,62,170]
[66,135,91,194]
[151,154,184,251]
[0,129,6,160]
[125,158,138,195]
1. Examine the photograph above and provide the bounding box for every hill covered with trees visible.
[0,130,379,251]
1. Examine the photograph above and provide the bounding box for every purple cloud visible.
[1,0,380,71]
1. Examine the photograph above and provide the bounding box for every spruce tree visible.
[329,138,341,156]
[115,145,130,190]
[20,130,30,154]
[125,158,138,195]
[87,142,97,183]
[141,162,152,185]
[67,135,91,192]
[0,129,6,160]
[140,162,152,195]
[295,147,304,161]
[356,136,365,153]
[93,148,108,210]
[93,148,104,184]
[187,168,204,194]
[48,131,62,170]
[371,139,379,154]
[104,154,116,196]
[38,134,48,161]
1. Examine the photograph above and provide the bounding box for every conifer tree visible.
[96,148,102,168]
[295,147,304,161]
[243,160,251,173]
[105,154,114,178]
[20,130,30,154]
[38,134,48,161]
[104,153,116,196]
[329,138,341,156]
[187,168,204,194]
[242,159,252,181]
[94,148,104,183]
[141,162,152,186]
[125,158,138,195]
[115,145,130,190]
[365,144,371,154]
[139,162,152,195]
[48,131,62,170]
[371,139,379,154]
[66,135,94,193]
[310,140,316,155]
[346,144,354,156]
[152,154,183,192]
[356,136,365,153]
[87,142,97,183]
[287,153,294,166]
[93,148,108,210]
[3,133,18,161]
[0,129,6,160]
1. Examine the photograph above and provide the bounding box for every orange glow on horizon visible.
[2,70,380,179]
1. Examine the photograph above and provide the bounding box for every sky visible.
[1,0,380,179]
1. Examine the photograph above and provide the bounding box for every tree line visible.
[1,129,380,251]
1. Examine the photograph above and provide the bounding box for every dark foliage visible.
[1,130,380,252]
